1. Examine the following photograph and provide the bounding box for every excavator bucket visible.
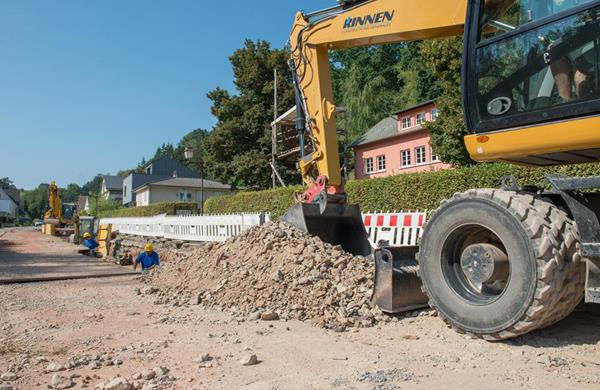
[280,203,372,256]
[372,246,429,313]
[281,202,429,313]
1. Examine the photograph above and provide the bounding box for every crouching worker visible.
[134,243,160,272]
[82,232,100,257]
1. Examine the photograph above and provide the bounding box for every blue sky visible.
[0,0,325,190]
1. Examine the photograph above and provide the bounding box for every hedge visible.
[204,186,302,219]
[98,202,198,218]
[205,162,600,218]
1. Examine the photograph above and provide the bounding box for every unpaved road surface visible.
[0,228,135,283]
[1,230,600,389]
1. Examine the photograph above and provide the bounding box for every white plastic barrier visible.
[362,211,427,247]
[100,213,270,242]
[102,211,425,247]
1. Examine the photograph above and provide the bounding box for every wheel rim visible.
[441,224,511,304]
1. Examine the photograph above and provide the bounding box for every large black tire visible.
[418,189,585,340]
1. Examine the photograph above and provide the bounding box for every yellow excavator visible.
[283,0,600,340]
[43,180,78,236]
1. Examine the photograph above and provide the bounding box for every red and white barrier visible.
[362,211,427,247]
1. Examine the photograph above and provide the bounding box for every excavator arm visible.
[290,0,466,202]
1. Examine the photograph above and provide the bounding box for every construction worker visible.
[83,232,99,250]
[81,232,100,257]
[134,243,160,272]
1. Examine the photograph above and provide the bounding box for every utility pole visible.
[272,68,278,189]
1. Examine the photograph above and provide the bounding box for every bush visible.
[204,162,600,217]
[98,202,198,218]
[204,186,302,219]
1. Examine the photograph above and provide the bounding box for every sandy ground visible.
[1,228,600,389]
[0,228,135,282]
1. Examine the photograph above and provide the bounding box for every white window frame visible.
[401,149,411,167]
[431,108,439,121]
[431,146,440,162]
[365,158,374,174]
[415,146,427,164]
[376,155,386,172]
[416,112,426,125]
[401,116,411,129]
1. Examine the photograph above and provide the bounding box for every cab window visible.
[480,0,596,40]
[474,5,600,128]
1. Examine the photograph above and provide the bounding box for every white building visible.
[0,188,20,218]
[134,177,231,207]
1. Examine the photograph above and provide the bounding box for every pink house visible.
[353,101,451,179]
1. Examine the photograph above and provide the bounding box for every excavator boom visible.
[289,0,466,197]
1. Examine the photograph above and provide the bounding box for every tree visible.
[202,40,297,189]
[330,42,439,141]
[82,174,104,196]
[0,177,14,189]
[176,128,209,175]
[422,37,473,166]
[20,184,49,219]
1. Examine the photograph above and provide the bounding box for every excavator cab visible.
[463,0,600,164]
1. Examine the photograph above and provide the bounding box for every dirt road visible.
[1,230,599,389]
[0,228,135,283]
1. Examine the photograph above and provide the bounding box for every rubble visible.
[45,362,66,373]
[50,373,75,389]
[146,221,381,330]
[96,376,130,390]
[0,373,16,381]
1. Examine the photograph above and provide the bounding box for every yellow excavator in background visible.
[283,0,600,340]
[42,180,78,236]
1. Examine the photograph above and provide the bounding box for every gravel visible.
[145,221,382,330]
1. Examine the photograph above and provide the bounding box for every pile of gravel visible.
[145,221,386,330]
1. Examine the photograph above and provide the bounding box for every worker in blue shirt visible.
[134,243,160,271]
[81,232,100,257]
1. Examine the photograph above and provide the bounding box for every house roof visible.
[3,188,20,204]
[102,175,124,191]
[351,116,399,148]
[77,196,89,210]
[392,100,435,116]
[137,177,231,191]
[0,189,19,205]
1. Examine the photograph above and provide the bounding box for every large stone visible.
[152,366,169,377]
[142,370,156,380]
[51,373,75,389]
[0,373,16,381]
[45,363,66,373]
[260,311,278,321]
[240,354,258,366]
[103,376,130,390]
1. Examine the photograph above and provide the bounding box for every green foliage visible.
[82,174,104,195]
[202,40,298,190]
[331,43,438,142]
[204,186,302,219]
[20,184,50,219]
[176,128,209,174]
[0,177,14,189]
[204,163,600,216]
[421,37,472,166]
[98,202,198,218]
[83,197,122,217]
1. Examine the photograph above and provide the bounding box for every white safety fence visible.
[101,211,427,246]
[362,211,427,247]
[100,213,271,242]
